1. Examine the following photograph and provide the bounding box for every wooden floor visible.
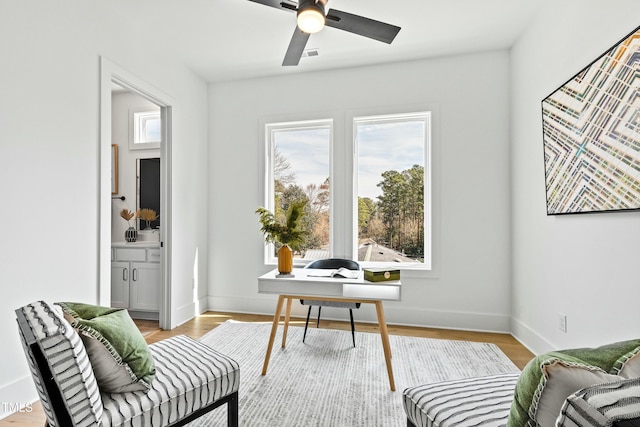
[1,311,534,426]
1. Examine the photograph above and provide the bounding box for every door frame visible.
[99,57,173,329]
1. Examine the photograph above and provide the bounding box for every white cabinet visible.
[129,261,161,311]
[111,261,131,308]
[111,246,160,314]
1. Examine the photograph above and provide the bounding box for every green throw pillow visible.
[507,339,640,427]
[56,302,156,393]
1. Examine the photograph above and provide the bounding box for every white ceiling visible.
[107,0,540,83]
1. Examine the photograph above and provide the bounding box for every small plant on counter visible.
[120,209,140,242]
[120,209,139,228]
[139,208,159,230]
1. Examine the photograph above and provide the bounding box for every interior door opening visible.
[100,57,173,329]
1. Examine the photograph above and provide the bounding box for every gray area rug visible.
[188,320,520,427]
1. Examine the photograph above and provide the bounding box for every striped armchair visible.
[16,301,239,427]
[402,373,520,427]
[402,371,640,427]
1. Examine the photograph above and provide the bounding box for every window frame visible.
[260,106,439,276]
[351,111,432,271]
[129,108,161,150]
[262,118,334,266]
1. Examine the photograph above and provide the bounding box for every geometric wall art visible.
[542,25,640,215]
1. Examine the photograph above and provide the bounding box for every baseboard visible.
[207,295,512,334]
[510,316,554,356]
[129,310,159,321]
[196,295,208,314]
[173,301,197,328]
[0,374,37,420]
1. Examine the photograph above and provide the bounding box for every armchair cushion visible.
[56,302,155,393]
[615,345,640,378]
[508,339,640,427]
[535,360,622,427]
[101,335,240,426]
[403,373,520,427]
[556,377,640,427]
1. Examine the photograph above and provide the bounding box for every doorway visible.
[99,57,173,329]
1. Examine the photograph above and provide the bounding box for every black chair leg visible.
[349,308,356,347]
[228,391,239,427]
[316,306,322,327]
[303,306,312,343]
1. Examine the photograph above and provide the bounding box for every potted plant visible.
[256,199,308,275]
[138,208,159,230]
[120,209,139,242]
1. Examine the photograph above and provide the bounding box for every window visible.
[263,111,431,270]
[264,119,332,263]
[355,113,430,268]
[129,109,161,150]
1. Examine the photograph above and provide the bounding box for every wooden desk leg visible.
[282,297,293,348]
[375,300,396,391]
[262,295,285,376]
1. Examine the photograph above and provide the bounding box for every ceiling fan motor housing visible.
[298,0,326,14]
[297,0,326,33]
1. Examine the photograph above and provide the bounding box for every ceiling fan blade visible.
[282,27,311,66]
[246,0,297,13]
[325,9,401,44]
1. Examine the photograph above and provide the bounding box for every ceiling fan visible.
[246,0,401,66]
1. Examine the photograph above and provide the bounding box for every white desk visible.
[258,268,401,391]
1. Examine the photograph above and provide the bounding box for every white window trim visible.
[262,118,334,266]
[129,108,161,150]
[350,110,433,271]
[259,105,441,278]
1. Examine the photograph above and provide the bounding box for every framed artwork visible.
[542,25,640,215]
[111,144,119,195]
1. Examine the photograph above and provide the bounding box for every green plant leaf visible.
[256,199,308,251]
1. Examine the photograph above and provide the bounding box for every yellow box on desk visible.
[363,268,400,282]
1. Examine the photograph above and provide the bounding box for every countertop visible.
[112,241,160,248]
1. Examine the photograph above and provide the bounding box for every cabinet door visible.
[111,261,130,308]
[129,262,161,311]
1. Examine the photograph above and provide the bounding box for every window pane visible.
[356,116,426,264]
[134,111,161,144]
[142,116,161,142]
[271,123,331,260]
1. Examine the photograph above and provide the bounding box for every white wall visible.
[208,51,513,332]
[0,1,208,417]
[111,91,160,242]
[510,0,640,354]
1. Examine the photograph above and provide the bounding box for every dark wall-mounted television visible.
[137,157,160,229]
[541,25,640,215]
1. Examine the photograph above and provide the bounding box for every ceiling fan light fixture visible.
[297,3,325,34]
